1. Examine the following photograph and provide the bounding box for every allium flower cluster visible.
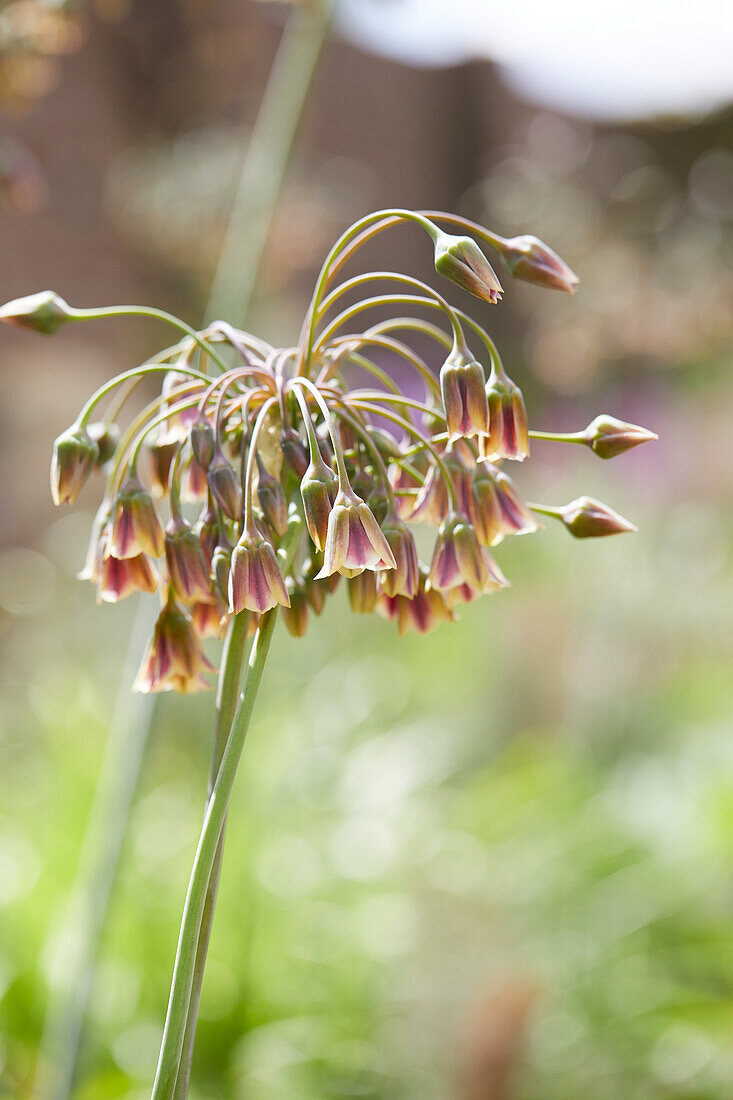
[1,208,656,694]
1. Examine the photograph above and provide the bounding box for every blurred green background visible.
[1,1,732,1098]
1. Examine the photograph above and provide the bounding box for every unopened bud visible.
[557,496,637,539]
[256,454,289,538]
[484,369,529,462]
[581,415,657,460]
[498,234,579,294]
[434,231,503,304]
[207,451,242,520]
[50,425,98,505]
[440,349,489,440]
[211,540,233,600]
[0,290,72,335]
[280,427,309,492]
[300,458,338,552]
[189,413,215,471]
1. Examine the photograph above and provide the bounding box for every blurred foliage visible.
[1,367,733,1097]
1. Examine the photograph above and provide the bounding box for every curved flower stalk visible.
[1,208,655,1099]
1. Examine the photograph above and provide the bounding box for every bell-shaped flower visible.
[316,488,396,579]
[165,517,213,602]
[429,512,488,592]
[379,514,419,599]
[134,597,215,694]
[471,462,538,546]
[378,567,455,635]
[108,477,164,559]
[228,524,290,614]
[483,368,529,462]
[440,347,489,440]
[98,550,158,603]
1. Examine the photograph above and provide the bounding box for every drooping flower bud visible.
[555,496,638,539]
[98,551,158,603]
[109,478,164,559]
[300,457,337,552]
[280,426,309,492]
[348,569,378,614]
[134,597,215,694]
[379,515,419,599]
[483,368,529,462]
[256,454,288,538]
[0,290,73,335]
[87,421,120,468]
[316,488,397,579]
[50,425,98,505]
[211,539,233,601]
[282,582,309,638]
[228,526,291,614]
[165,518,213,602]
[189,412,215,471]
[497,234,579,294]
[194,502,220,568]
[433,232,503,303]
[440,347,489,440]
[207,450,242,521]
[411,443,472,525]
[580,415,658,460]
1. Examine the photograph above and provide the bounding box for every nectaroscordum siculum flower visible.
[0,207,656,1099]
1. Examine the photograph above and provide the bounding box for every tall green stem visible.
[151,610,278,1100]
[171,612,251,1100]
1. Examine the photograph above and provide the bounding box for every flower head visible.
[98,550,158,603]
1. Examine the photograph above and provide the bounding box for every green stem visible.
[69,305,230,376]
[151,610,278,1100]
[172,612,252,1100]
